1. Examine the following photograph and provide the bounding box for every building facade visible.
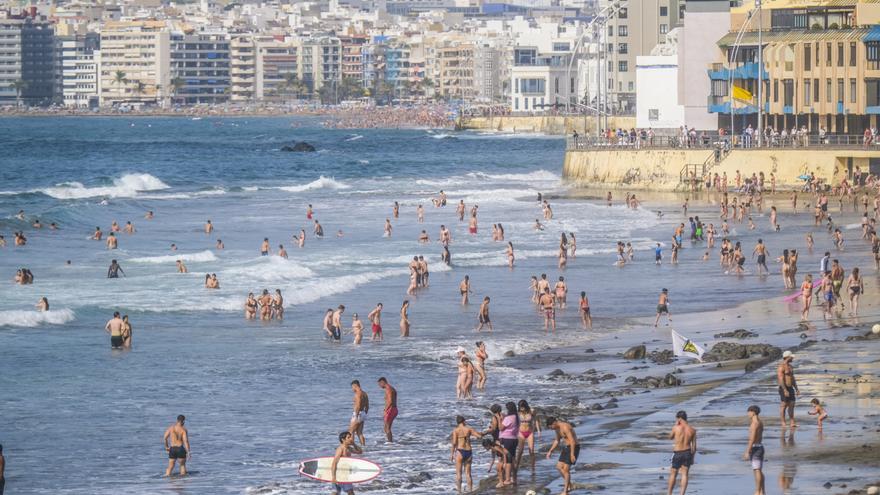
[58,33,99,107]
[229,34,256,102]
[170,31,230,105]
[0,15,55,105]
[510,46,575,112]
[98,21,170,107]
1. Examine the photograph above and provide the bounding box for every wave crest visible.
[0,309,76,328]
[277,176,350,193]
[40,173,170,199]
[130,250,218,264]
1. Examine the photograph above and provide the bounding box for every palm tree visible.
[170,77,185,105]
[113,70,127,94]
[10,79,28,106]
[133,81,146,100]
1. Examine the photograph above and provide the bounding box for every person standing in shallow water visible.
[743,405,765,495]
[667,411,696,495]
[451,415,481,493]
[777,351,799,428]
[164,415,191,477]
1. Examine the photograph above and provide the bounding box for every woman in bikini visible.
[529,276,539,303]
[121,315,132,348]
[272,289,284,320]
[579,291,592,329]
[568,233,576,258]
[515,399,541,470]
[789,249,800,289]
[506,242,515,268]
[36,297,49,312]
[778,249,792,289]
[554,276,567,309]
[474,341,488,390]
[244,293,257,319]
[847,267,864,315]
[801,274,814,320]
[399,300,410,337]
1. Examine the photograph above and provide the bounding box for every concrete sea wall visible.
[563,148,878,191]
[460,115,636,135]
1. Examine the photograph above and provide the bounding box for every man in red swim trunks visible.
[378,377,397,442]
[368,303,383,341]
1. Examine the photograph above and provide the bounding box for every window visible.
[519,78,545,94]
[628,81,634,91]
[608,43,614,53]
[773,79,779,102]
[514,97,518,110]
[618,43,628,54]
[815,42,820,66]
[838,78,844,102]
[608,25,613,36]
[850,78,856,103]
[570,77,574,92]
[608,60,614,72]
[804,44,811,71]
[837,43,844,67]
[555,77,559,93]
[524,98,528,110]
[619,61,628,72]
[850,42,857,67]
[804,79,811,104]
[618,7,628,18]
[814,78,819,101]
[608,77,613,89]
[826,42,832,64]
[783,79,794,106]
[649,108,659,121]
[618,26,628,37]
[660,24,668,34]
[826,78,832,102]
[660,6,668,16]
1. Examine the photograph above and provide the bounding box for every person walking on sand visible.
[667,411,696,495]
[743,405,765,495]
[475,297,492,332]
[378,377,397,442]
[654,288,671,327]
[163,415,191,477]
[546,417,579,495]
[777,351,799,428]
[451,415,482,493]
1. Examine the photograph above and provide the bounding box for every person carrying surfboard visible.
[331,431,363,495]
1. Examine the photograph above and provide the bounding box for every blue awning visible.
[864,26,880,42]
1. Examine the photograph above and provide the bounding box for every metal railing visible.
[566,134,877,151]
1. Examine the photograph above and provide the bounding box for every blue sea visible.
[0,117,815,494]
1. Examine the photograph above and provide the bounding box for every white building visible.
[509,46,574,113]
[677,0,730,130]
[58,34,99,107]
[98,21,170,107]
[636,54,684,128]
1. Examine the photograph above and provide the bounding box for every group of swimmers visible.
[244,289,284,320]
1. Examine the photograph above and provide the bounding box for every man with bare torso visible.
[349,380,369,446]
[539,288,556,333]
[546,417,579,495]
[105,312,124,348]
[743,405,765,495]
[377,377,397,442]
[163,415,191,476]
[777,351,799,427]
[331,431,362,495]
[667,411,697,495]
[368,303,383,341]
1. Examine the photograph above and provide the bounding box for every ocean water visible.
[0,117,846,494]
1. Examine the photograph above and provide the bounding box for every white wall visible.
[636,55,684,129]
[678,3,730,130]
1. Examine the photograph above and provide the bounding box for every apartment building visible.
[601,0,682,113]
[57,33,99,107]
[339,34,367,85]
[170,31,230,104]
[509,45,575,112]
[0,13,55,104]
[473,41,508,103]
[98,21,170,107]
[708,0,880,132]
[254,36,299,100]
[301,36,341,93]
[230,34,256,101]
[436,37,474,101]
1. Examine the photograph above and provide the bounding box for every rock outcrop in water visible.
[281,142,316,152]
[714,328,758,339]
[702,342,781,362]
[625,373,681,388]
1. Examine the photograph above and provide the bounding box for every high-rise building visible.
[170,31,230,105]
[98,21,170,107]
[339,35,367,86]
[600,0,683,113]
[0,14,55,105]
[57,33,100,108]
[254,36,299,101]
[436,38,475,101]
[230,34,256,102]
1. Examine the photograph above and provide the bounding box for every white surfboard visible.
[299,457,381,484]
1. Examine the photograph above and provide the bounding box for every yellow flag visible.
[733,85,753,102]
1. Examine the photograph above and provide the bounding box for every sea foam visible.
[0,309,75,328]
[130,250,218,264]
[39,173,170,199]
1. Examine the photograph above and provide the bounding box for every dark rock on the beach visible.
[281,142,316,152]
[823,482,833,489]
[503,350,515,357]
[624,374,681,388]
[703,342,781,362]
[591,403,604,411]
[601,373,617,380]
[623,345,647,360]
[608,397,618,403]
[548,369,566,377]
[568,397,580,406]
[604,401,618,409]
[585,348,595,353]
[649,349,675,365]
[845,330,880,341]
[408,472,432,483]
[800,333,808,339]
[713,328,758,339]
[664,373,682,386]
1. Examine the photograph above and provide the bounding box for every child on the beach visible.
[808,398,828,428]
